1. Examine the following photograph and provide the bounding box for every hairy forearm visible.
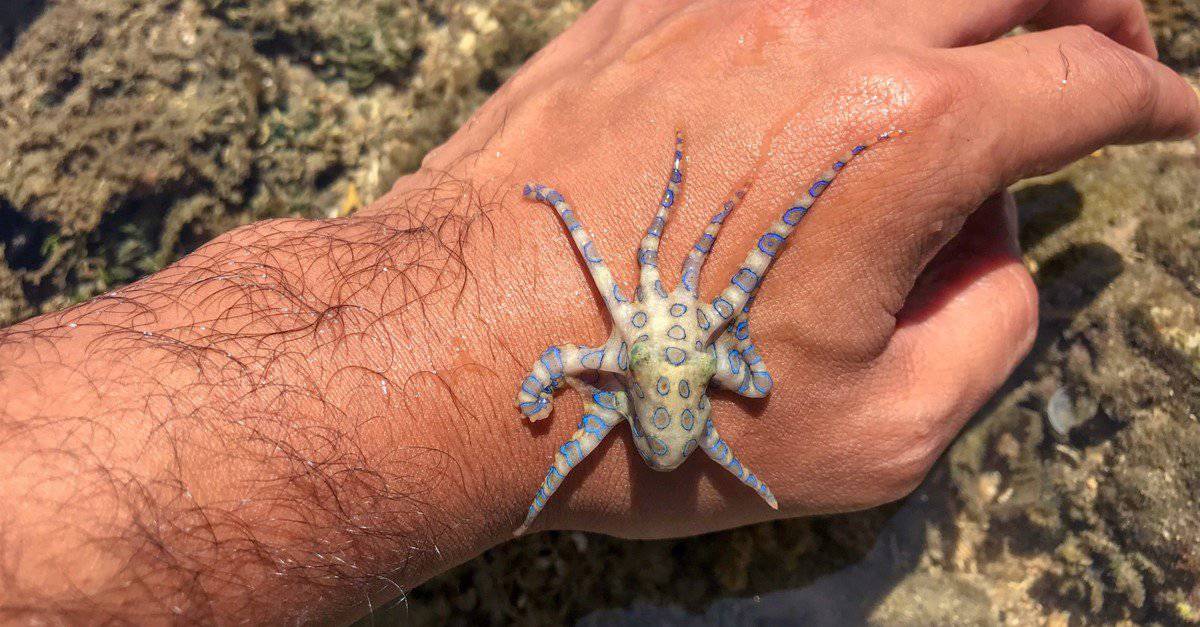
[0,181,554,622]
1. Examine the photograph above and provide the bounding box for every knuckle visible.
[1063,25,1155,118]
[844,50,969,128]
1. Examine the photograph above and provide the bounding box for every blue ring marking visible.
[521,376,542,395]
[581,413,609,437]
[648,435,669,456]
[742,294,755,314]
[617,341,629,370]
[809,179,829,198]
[581,347,606,369]
[833,160,846,170]
[654,279,668,298]
[783,206,808,226]
[683,438,698,457]
[669,303,688,317]
[540,346,563,374]
[638,248,658,266]
[667,324,687,341]
[695,339,705,350]
[630,417,644,437]
[656,376,670,396]
[649,216,665,237]
[593,390,617,410]
[852,144,866,155]
[582,241,602,263]
[523,184,533,196]
[738,370,753,394]
[631,380,645,399]
[519,398,548,414]
[560,440,584,467]
[695,233,715,253]
[681,409,696,431]
[546,190,564,204]
[699,396,708,410]
[561,209,582,231]
[652,407,671,429]
[634,285,645,302]
[631,311,648,328]
[728,349,742,374]
[660,189,675,208]
[682,267,698,292]
[613,284,628,303]
[696,308,711,330]
[743,345,761,364]
[713,297,734,319]
[758,232,784,257]
[634,333,650,344]
[679,380,691,398]
[671,168,682,184]
[731,268,758,293]
[734,320,749,341]
[665,347,687,366]
[729,459,745,479]
[533,185,545,200]
[752,371,773,394]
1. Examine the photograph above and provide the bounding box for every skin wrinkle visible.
[0,180,509,622]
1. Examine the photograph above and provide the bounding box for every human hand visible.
[373,0,1200,538]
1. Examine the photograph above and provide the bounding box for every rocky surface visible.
[1,1,1197,624]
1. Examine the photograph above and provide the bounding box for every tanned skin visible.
[1,0,1197,622]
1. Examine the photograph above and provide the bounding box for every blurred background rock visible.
[0,1,1197,624]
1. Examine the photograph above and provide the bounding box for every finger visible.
[1028,0,1158,59]
[885,0,1156,55]
[951,25,1200,185]
[864,192,1037,475]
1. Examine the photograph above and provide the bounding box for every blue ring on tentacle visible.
[664,347,687,366]
[678,380,691,398]
[671,168,682,184]
[593,390,618,410]
[782,206,808,226]
[582,241,602,263]
[713,297,734,319]
[617,341,629,370]
[667,324,687,341]
[580,347,605,369]
[833,160,846,170]
[695,233,715,253]
[648,435,669,456]
[809,180,829,198]
[734,320,749,341]
[669,303,688,317]
[852,144,866,154]
[546,190,564,204]
[696,308,711,330]
[743,345,761,364]
[638,248,658,266]
[560,440,584,466]
[751,371,773,394]
[660,189,675,208]
[581,413,610,437]
[653,279,668,299]
[561,209,581,231]
[681,267,698,292]
[521,376,542,395]
[631,380,645,399]
[613,284,628,303]
[683,438,698,456]
[631,311,648,328]
[757,233,784,257]
[731,268,758,293]
[540,346,563,374]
